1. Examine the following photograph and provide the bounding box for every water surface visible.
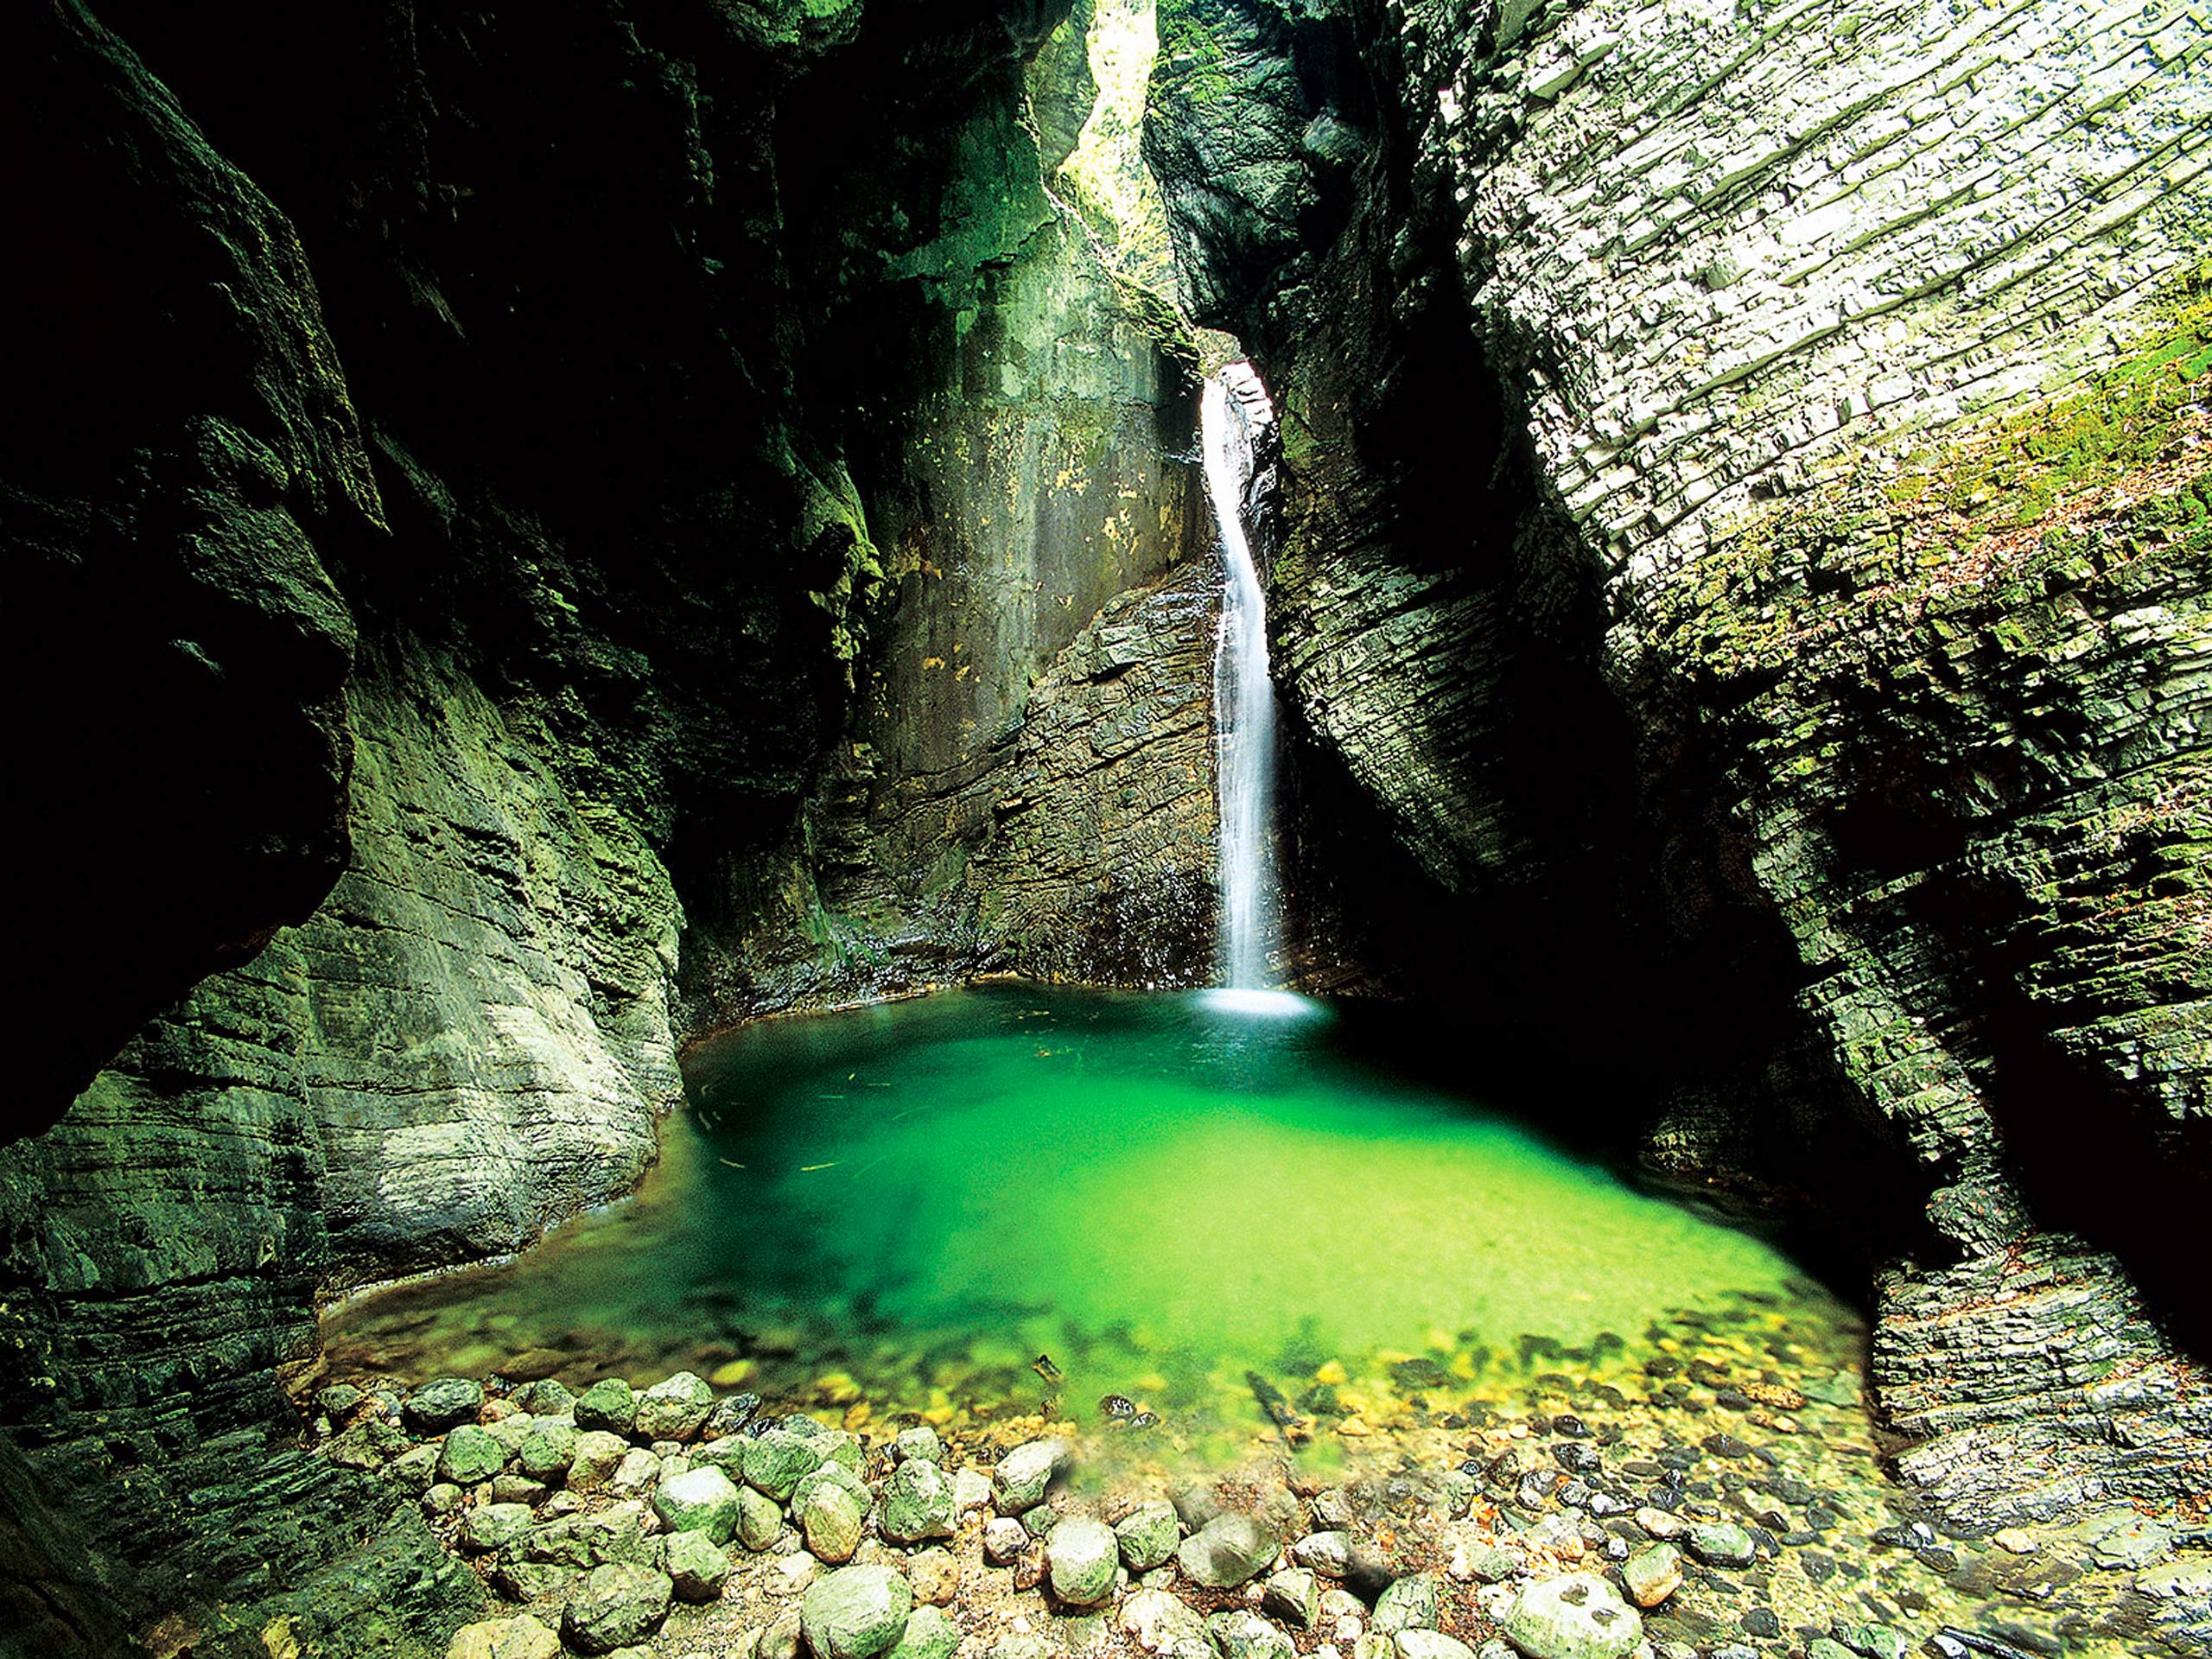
[325,985,1856,1461]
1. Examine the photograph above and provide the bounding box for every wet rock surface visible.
[1500,1571,1641,1659]
[291,1345,2209,1659]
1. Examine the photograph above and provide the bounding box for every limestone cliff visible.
[0,1,1206,1652]
[1147,0,2209,1520]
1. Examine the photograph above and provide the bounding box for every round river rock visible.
[562,1561,673,1655]
[634,1370,715,1441]
[1046,1516,1119,1606]
[993,1439,1071,1514]
[1176,1512,1276,1588]
[880,1456,957,1544]
[1500,1571,1643,1659]
[655,1465,741,1544]
[403,1376,484,1432]
[1116,1501,1180,1572]
[573,1378,637,1435]
[802,1563,913,1659]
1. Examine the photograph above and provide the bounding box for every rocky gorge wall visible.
[1,2,1214,1653]
[1147,0,2208,1522]
[682,200,1219,1020]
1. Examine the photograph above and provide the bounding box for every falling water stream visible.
[1202,366,1278,990]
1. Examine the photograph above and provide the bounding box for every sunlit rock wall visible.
[1149,0,2210,1520]
[686,10,1217,1018]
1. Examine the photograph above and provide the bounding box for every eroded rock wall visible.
[0,632,682,1654]
[3,0,379,1132]
[1148,0,2209,1519]
[1,1,1209,1651]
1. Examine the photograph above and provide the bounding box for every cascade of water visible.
[1202,365,1277,990]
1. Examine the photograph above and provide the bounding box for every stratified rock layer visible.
[5,0,378,1127]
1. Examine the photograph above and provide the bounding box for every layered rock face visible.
[1148,0,2209,1520]
[2,2,1205,1651]
[3,0,378,1132]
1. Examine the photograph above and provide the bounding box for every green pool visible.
[322,984,1856,1463]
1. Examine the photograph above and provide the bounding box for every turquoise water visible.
[323,985,1849,1457]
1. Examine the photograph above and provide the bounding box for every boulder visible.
[461,1503,535,1554]
[611,1447,662,1497]
[983,1516,1030,1565]
[666,1528,731,1602]
[1046,1516,1119,1606]
[1498,1572,1641,1659]
[801,1565,913,1659]
[880,1458,957,1545]
[439,1425,506,1484]
[1620,1544,1680,1608]
[328,1418,410,1471]
[405,1377,486,1432]
[953,1468,994,1514]
[1291,1531,1353,1577]
[1120,1589,1212,1659]
[737,1484,785,1551]
[1684,1522,1754,1567]
[908,1546,959,1606]
[562,1562,672,1655]
[993,1439,1071,1514]
[511,1379,574,1416]
[1205,1610,1295,1659]
[383,1444,440,1492]
[634,1371,715,1441]
[568,1430,629,1492]
[574,1379,638,1435]
[318,1382,365,1420]
[801,1478,868,1565]
[515,1507,655,1571]
[1394,1634,1474,1659]
[889,1605,961,1659]
[446,1616,559,1659]
[893,1427,944,1465]
[516,1424,577,1481]
[1116,1501,1180,1572]
[745,1427,824,1500]
[1178,1513,1277,1589]
[654,1465,742,1544]
[1373,1574,1439,1635]
[1261,1568,1319,1629]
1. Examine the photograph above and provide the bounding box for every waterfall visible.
[1202,365,1278,990]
